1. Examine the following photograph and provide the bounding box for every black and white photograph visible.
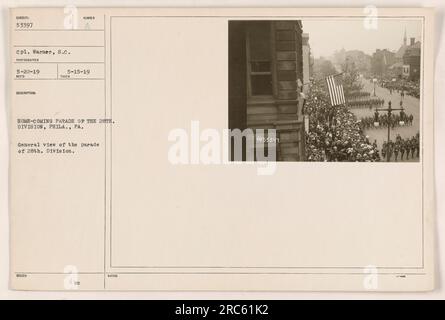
[229,19,422,162]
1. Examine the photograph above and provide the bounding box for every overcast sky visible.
[302,18,422,59]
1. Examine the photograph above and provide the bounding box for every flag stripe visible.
[327,76,336,106]
[334,79,341,105]
[332,76,339,105]
[329,76,338,106]
[326,76,332,105]
[336,82,341,104]
[340,84,345,104]
[332,77,337,104]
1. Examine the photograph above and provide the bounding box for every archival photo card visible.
[8,7,435,292]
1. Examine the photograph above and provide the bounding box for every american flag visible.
[326,74,345,107]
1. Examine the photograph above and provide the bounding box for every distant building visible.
[302,33,311,93]
[228,21,306,161]
[371,49,396,77]
[395,28,409,63]
[390,29,416,79]
[403,37,421,81]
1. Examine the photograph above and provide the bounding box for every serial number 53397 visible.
[219,304,269,316]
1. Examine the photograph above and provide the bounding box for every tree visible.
[341,59,363,95]
[314,59,337,78]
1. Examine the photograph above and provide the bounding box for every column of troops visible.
[382,133,420,161]
[382,81,420,99]
[347,98,385,109]
[360,110,414,130]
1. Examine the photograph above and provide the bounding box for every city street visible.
[349,78,421,161]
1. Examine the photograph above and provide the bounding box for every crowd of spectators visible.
[304,84,381,162]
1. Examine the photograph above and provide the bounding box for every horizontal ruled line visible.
[14,78,104,81]
[14,61,104,64]
[14,45,104,48]
[14,271,427,276]
[14,29,104,31]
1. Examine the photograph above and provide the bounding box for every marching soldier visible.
[416,133,420,157]
[399,108,405,122]
[387,140,394,161]
[406,140,411,159]
[382,141,387,160]
[400,140,406,160]
[411,138,416,159]
[394,142,399,162]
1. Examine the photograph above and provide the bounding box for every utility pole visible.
[375,101,404,162]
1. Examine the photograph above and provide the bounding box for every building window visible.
[247,23,273,96]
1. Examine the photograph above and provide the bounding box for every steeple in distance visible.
[403,27,407,46]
